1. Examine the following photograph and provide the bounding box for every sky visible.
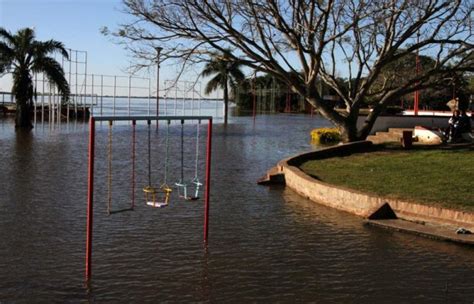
[2,1,465,97]
[0,0,364,96]
[0,0,189,94]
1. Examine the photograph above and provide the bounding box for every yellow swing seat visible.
[143,185,172,208]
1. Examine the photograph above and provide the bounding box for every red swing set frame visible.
[85,115,213,283]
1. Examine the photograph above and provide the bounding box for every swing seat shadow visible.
[178,192,200,201]
[185,196,200,201]
[109,207,134,215]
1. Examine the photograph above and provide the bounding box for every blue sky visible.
[0,0,170,92]
[0,0,334,96]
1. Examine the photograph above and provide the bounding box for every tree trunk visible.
[356,104,385,141]
[14,70,34,129]
[305,94,374,143]
[15,98,33,129]
[306,96,361,142]
[223,79,229,126]
[339,122,361,142]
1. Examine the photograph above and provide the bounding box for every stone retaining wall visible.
[280,142,474,230]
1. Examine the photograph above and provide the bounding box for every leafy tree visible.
[114,0,473,141]
[201,51,244,125]
[0,27,70,129]
[235,73,299,113]
[367,52,474,110]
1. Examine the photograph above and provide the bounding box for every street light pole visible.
[155,47,163,123]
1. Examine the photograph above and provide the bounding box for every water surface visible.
[0,114,473,303]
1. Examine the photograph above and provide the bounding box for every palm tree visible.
[0,27,70,129]
[201,51,244,125]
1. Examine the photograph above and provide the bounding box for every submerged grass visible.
[299,147,474,212]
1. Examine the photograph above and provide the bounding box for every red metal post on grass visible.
[86,117,95,282]
[204,119,213,243]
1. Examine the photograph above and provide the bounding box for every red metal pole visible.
[414,34,420,116]
[204,119,212,243]
[86,117,95,282]
[414,54,419,115]
[131,120,136,209]
[414,91,419,115]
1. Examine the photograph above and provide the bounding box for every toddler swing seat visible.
[144,185,172,208]
[175,178,202,201]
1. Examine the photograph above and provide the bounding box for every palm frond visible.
[229,63,245,82]
[201,60,223,78]
[0,63,10,75]
[15,28,35,50]
[32,56,70,98]
[0,27,15,45]
[204,74,224,95]
[18,28,35,41]
[0,41,14,73]
[0,41,14,56]
[34,40,69,59]
[228,77,239,91]
[201,50,245,97]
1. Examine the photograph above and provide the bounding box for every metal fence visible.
[1,47,224,126]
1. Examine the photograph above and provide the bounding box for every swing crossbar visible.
[92,115,212,122]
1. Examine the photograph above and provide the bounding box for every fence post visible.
[86,117,95,282]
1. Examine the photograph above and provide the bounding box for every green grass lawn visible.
[299,147,474,212]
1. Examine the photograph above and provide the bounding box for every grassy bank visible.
[299,147,474,212]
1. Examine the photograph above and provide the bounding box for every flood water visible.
[0,114,473,303]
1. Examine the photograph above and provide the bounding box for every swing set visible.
[86,115,213,282]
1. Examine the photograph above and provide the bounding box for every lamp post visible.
[155,47,163,120]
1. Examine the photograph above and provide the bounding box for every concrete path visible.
[366,219,474,246]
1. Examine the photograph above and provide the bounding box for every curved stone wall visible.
[280,141,474,230]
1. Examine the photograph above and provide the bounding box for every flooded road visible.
[0,114,473,303]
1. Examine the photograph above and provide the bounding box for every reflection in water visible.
[199,246,211,302]
[0,114,473,302]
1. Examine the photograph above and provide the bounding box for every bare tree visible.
[110,0,473,141]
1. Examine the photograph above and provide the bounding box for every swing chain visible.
[163,119,170,186]
[147,120,152,187]
[194,120,200,180]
